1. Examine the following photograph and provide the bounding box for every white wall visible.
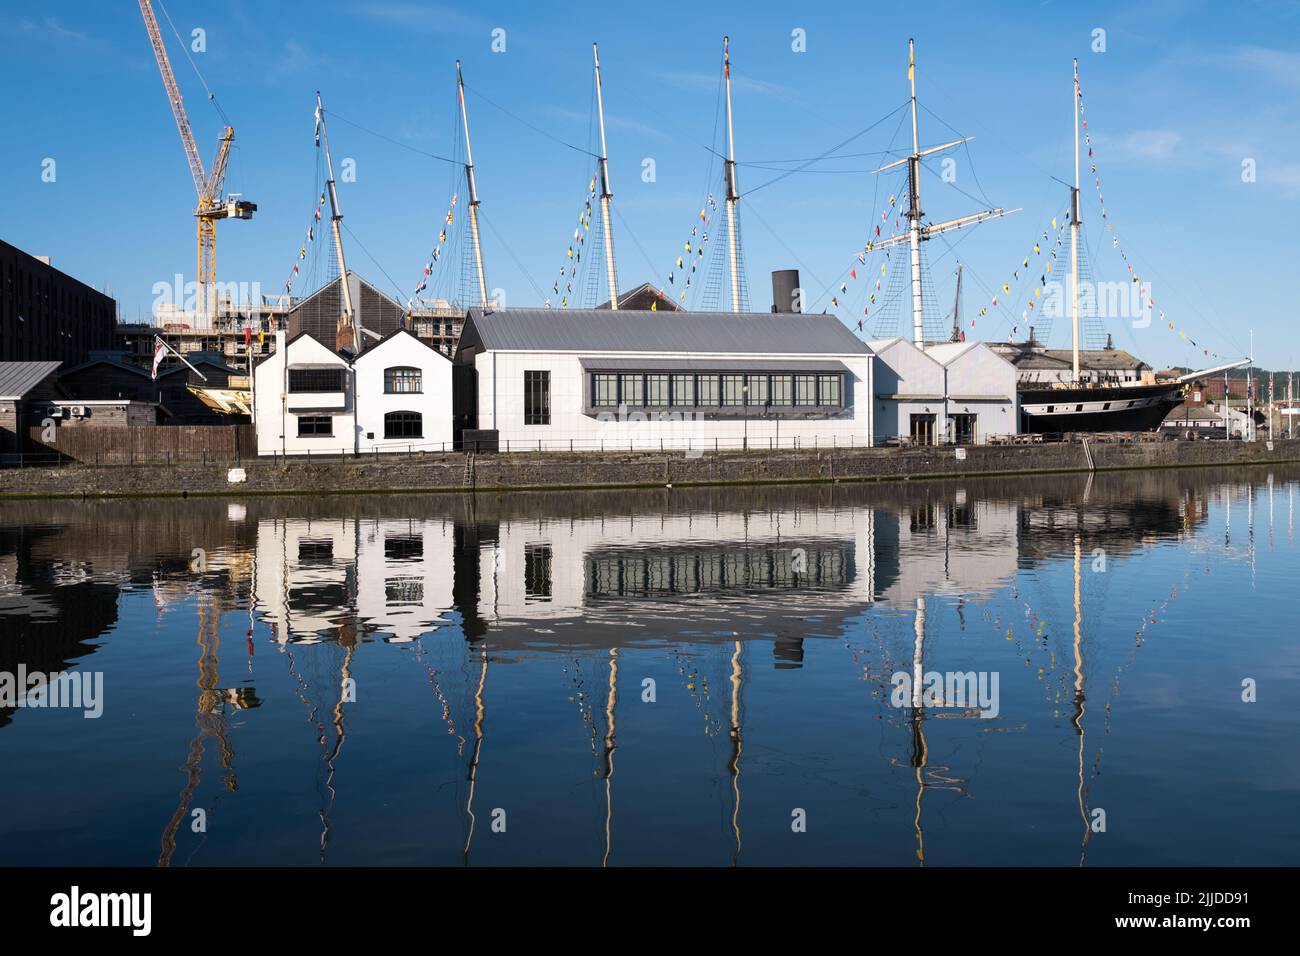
[254,333,355,456]
[474,350,873,452]
[868,339,946,444]
[933,341,1019,444]
[353,331,454,453]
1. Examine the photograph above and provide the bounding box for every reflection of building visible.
[253,517,454,643]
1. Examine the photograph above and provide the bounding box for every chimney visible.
[771,270,801,313]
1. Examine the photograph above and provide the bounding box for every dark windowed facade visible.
[288,368,346,393]
[524,371,551,425]
[384,411,423,438]
[384,366,422,394]
[1,239,115,365]
[585,368,846,412]
[297,415,333,437]
[524,544,553,601]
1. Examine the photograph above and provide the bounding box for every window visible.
[795,374,818,406]
[594,373,618,407]
[524,370,550,425]
[619,373,644,406]
[748,374,769,406]
[525,544,553,601]
[722,374,746,406]
[384,366,422,394]
[288,368,345,393]
[818,374,842,407]
[771,374,793,406]
[672,373,695,407]
[697,374,720,406]
[384,411,423,438]
[297,415,333,437]
[646,374,670,406]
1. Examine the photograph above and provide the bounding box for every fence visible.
[9,424,256,467]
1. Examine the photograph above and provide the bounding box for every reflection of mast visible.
[1072,533,1090,864]
[601,648,618,867]
[910,595,928,866]
[319,638,354,863]
[463,645,488,864]
[159,599,237,867]
[727,639,744,865]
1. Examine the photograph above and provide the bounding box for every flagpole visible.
[153,335,208,381]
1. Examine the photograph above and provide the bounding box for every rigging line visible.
[741,101,910,197]
[156,0,229,126]
[476,210,548,303]
[464,84,601,159]
[917,103,995,207]
[324,110,460,165]
[731,148,906,165]
[611,207,661,291]
[339,224,409,306]
[918,159,1002,212]
[740,197,829,308]
[935,228,1019,333]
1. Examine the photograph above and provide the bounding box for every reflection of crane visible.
[138,0,255,323]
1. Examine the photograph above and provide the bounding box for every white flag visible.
[314,103,322,146]
[151,335,167,380]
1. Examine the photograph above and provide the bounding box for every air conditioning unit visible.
[69,405,88,418]
[43,405,66,419]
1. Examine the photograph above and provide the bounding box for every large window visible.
[721,374,746,406]
[770,374,793,406]
[910,413,937,447]
[818,374,842,407]
[795,374,818,406]
[524,370,551,425]
[384,366,422,394]
[697,374,720,406]
[594,373,618,407]
[384,411,423,438]
[288,368,345,393]
[297,415,333,437]
[619,373,643,406]
[646,373,670,406]
[748,374,769,406]
[671,373,695,407]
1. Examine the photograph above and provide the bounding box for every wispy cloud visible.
[14,17,90,44]
[1228,45,1300,90]
[547,106,669,142]
[1094,128,1184,164]
[652,69,796,102]
[353,2,490,35]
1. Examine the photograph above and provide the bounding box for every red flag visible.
[245,325,252,349]
[850,268,857,280]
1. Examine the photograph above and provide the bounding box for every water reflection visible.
[0,466,1296,866]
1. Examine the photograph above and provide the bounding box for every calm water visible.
[1,468,1298,867]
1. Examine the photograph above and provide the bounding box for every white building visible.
[253,329,452,456]
[453,308,874,452]
[869,338,1018,445]
[353,329,453,453]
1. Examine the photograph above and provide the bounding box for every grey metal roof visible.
[464,308,872,356]
[0,361,62,399]
[578,357,851,373]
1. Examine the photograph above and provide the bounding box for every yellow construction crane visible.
[138,0,255,323]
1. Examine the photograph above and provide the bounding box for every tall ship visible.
[1006,60,1246,434]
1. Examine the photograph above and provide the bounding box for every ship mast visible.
[723,36,742,313]
[316,92,359,354]
[593,43,620,310]
[1071,59,1082,384]
[458,60,489,307]
[873,40,1016,350]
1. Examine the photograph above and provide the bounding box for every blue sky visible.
[3,0,1299,372]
